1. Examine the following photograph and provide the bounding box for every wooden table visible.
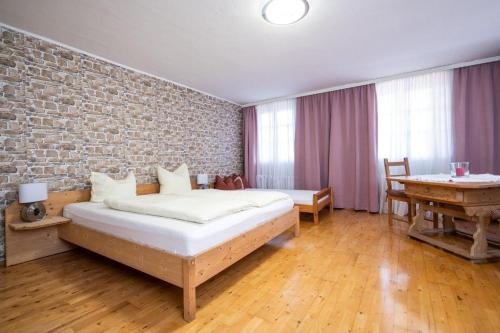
[387,175,500,262]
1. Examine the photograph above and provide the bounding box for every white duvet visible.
[103,190,290,223]
[184,189,290,207]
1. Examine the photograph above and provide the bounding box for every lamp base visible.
[20,202,46,222]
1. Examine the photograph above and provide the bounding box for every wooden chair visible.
[384,158,416,225]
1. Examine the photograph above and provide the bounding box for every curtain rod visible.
[242,55,500,107]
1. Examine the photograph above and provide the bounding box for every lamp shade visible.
[196,174,208,185]
[18,183,48,203]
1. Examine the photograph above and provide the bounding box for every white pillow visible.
[157,164,192,194]
[90,172,137,203]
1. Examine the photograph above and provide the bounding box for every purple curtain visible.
[243,106,257,187]
[294,93,331,190]
[293,84,379,212]
[452,61,500,174]
[328,84,379,212]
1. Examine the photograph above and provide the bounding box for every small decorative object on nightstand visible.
[19,182,48,222]
[197,174,209,189]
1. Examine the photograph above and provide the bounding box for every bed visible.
[3,184,299,322]
[247,187,333,224]
[62,197,294,257]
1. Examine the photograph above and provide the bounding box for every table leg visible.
[470,215,489,258]
[409,200,425,234]
[442,215,455,234]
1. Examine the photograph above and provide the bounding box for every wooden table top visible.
[387,175,500,189]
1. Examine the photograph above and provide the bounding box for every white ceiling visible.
[1,0,499,105]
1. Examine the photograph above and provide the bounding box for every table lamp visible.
[197,174,209,189]
[18,182,48,222]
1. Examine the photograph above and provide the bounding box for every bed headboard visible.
[4,175,212,223]
[5,183,161,224]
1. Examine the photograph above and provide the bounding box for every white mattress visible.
[246,189,328,206]
[63,198,294,257]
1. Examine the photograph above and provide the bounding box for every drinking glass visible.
[450,162,469,177]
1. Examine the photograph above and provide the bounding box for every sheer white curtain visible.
[256,99,296,189]
[377,71,453,214]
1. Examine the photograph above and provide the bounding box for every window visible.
[256,99,296,189]
[376,70,453,213]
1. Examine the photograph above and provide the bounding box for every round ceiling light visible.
[262,0,309,25]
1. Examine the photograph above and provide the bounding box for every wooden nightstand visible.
[4,208,75,266]
[9,216,71,231]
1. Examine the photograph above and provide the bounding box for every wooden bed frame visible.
[4,183,300,322]
[294,187,334,224]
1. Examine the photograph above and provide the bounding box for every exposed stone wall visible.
[0,27,243,260]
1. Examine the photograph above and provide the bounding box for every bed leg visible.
[313,194,319,224]
[329,188,334,213]
[294,213,300,237]
[182,258,196,322]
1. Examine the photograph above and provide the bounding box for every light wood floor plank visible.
[1,210,500,332]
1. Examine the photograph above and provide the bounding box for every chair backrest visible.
[383,157,410,191]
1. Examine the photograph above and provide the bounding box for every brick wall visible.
[0,27,243,260]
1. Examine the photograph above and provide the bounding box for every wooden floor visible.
[1,210,500,333]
